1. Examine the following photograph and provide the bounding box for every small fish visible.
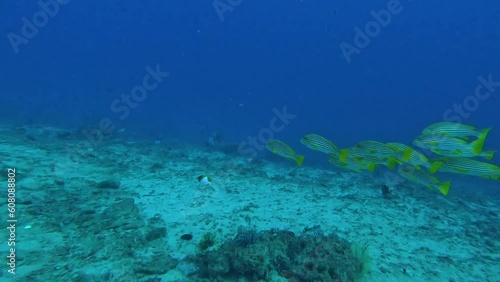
[422,122,491,140]
[266,140,305,166]
[413,134,492,159]
[197,175,212,186]
[387,143,430,168]
[398,165,451,195]
[300,134,339,156]
[429,157,500,179]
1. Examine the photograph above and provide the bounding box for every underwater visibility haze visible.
[0,0,499,281]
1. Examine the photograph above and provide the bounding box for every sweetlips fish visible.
[387,142,430,169]
[300,134,339,156]
[266,140,304,166]
[340,141,407,163]
[329,155,376,172]
[413,134,494,160]
[398,165,451,195]
[422,122,491,140]
[339,146,399,170]
[429,157,500,180]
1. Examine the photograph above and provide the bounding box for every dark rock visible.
[145,227,167,242]
[96,179,120,189]
[234,226,260,247]
[54,178,65,186]
[181,234,193,241]
[149,163,164,173]
[382,185,394,199]
[135,254,177,275]
[105,198,136,214]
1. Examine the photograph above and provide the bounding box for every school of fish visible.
[265,122,499,195]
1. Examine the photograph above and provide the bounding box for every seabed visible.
[0,125,498,282]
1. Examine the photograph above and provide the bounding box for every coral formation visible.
[234,226,260,247]
[187,228,366,281]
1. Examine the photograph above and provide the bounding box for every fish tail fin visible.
[471,128,491,154]
[366,162,376,173]
[386,157,398,169]
[339,149,349,162]
[296,155,305,166]
[438,181,451,195]
[483,150,496,160]
[471,135,487,155]
[402,147,413,161]
[429,161,444,174]
[479,128,492,139]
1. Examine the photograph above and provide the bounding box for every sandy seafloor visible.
[0,125,498,282]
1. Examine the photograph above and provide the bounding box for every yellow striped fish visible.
[398,165,451,195]
[339,147,399,169]
[329,156,376,172]
[387,142,431,168]
[354,141,400,156]
[300,134,339,156]
[413,134,493,159]
[266,140,304,166]
[430,148,496,160]
[429,157,500,179]
[422,122,491,140]
[339,141,402,163]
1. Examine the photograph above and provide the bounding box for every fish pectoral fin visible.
[483,150,496,160]
[386,157,398,169]
[366,162,376,173]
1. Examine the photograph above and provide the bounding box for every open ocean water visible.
[0,1,499,281]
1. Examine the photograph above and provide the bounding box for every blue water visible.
[2,1,499,147]
[1,1,500,280]
[0,0,500,176]
[2,1,499,172]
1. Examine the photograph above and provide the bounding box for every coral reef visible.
[234,226,260,247]
[187,228,366,281]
